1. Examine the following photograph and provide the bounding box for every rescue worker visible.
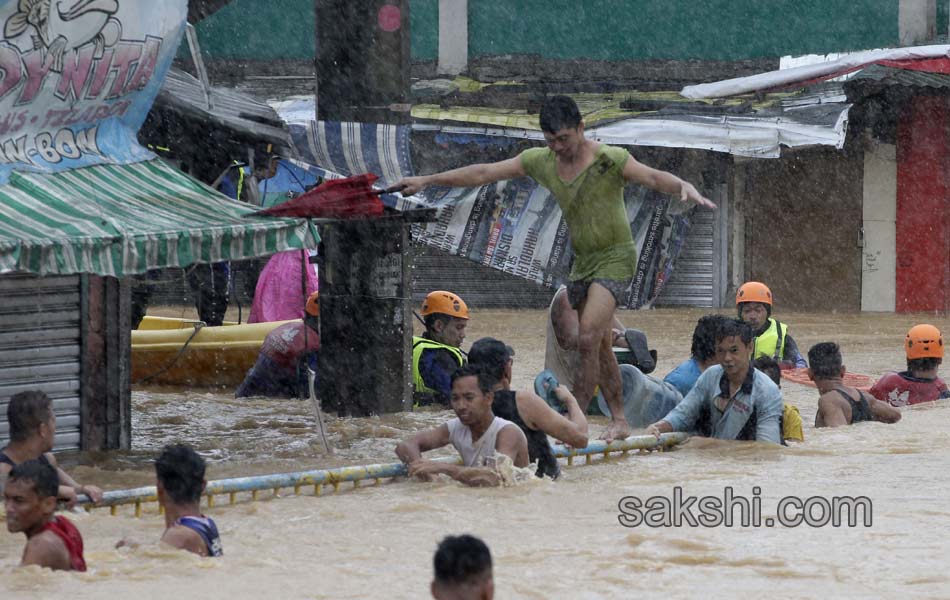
[235,291,320,399]
[413,291,469,407]
[870,324,948,406]
[736,281,806,368]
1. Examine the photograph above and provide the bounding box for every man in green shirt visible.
[398,96,714,441]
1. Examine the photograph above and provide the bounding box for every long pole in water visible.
[78,433,688,510]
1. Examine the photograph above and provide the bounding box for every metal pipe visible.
[78,433,688,509]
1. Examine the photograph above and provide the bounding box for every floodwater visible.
[2,307,949,599]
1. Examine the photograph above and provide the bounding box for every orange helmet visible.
[736,281,773,307]
[421,291,469,320]
[305,291,319,318]
[905,324,943,360]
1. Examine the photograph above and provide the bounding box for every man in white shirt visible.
[396,365,529,487]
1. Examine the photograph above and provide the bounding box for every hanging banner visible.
[0,0,187,183]
[273,107,697,308]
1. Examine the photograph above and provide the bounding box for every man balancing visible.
[235,291,320,398]
[413,291,470,407]
[396,365,529,487]
[468,337,587,479]
[4,459,86,571]
[736,281,807,368]
[810,342,901,428]
[398,95,713,441]
[646,319,784,443]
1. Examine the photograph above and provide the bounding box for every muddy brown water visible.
[2,307,948,598]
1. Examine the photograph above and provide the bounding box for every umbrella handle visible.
[372,184,407,195]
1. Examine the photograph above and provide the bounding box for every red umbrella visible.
[252,173,388,219]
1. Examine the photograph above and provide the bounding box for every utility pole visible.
[313,1,417,417]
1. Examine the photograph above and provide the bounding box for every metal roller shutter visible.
[656,188,728,308]
[0,274,82,450]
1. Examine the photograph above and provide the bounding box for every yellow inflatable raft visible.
[132,316,295,387]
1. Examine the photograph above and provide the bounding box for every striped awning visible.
[0,160,318,277]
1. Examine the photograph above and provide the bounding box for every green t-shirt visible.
[520,144,638,282]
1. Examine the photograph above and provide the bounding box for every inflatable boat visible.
[132,316,294,387]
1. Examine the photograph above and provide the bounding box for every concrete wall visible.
[737,148,865,313]
[412,0,900,62]
[189,0,901,64]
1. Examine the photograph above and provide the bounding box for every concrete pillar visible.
[861,138,897,312]
[315,0,411,123]
[81,276,131,450]
[899,0,937,45]
[316,219,414,416]
[438,0,468,75]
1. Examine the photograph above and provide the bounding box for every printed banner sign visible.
[0,0,186,182]
[274,109,697,308]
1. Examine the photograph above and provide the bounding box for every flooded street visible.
[3,307,949,599]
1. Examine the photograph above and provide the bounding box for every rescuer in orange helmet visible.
[735,281,806,369]
[412,291,469,407]
[235,291,321,399]
[869,324,949,407]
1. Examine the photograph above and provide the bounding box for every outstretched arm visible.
[397,156,526,196]
[869,397,902,424]
[621,156,715,209]
[395,424,450,465]
[517,388,588,448]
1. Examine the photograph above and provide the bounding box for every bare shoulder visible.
[161,525,207,556]
[499,422,528,445]
[22,530,70,569]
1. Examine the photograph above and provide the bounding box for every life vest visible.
[412,336,465,395]
[752,318,788,361]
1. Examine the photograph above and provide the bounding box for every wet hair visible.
[433,534,492,587]
[753,356,782,387]
[155,444,207,505]
[449,365,494,395]
[716,319,753,345]
[8,459,59,499]
[691,314,729,362]
[6,390,53,442]
[539,95,582,133]
[908,357,942,373]
[808,342,843,379]
[467,338,514,383]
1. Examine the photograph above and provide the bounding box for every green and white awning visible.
[0,160,318,277]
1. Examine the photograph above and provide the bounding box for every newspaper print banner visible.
[274,109,695,308]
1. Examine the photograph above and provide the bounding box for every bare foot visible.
[600,419,631,442]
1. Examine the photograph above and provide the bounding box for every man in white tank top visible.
[396,366,529,487]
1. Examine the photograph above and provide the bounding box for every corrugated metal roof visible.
[155,67,293,151]
[848,63,950,89]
